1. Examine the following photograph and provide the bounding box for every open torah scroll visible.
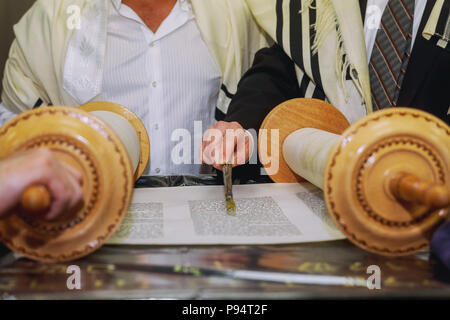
[107,183,345,245]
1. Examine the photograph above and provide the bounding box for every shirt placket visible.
[146,30,164,175]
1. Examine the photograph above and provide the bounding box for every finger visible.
[206,138,224,166]
[223,125,245,165]
[66,173,84,209]
[213,121,229,133]
[200,138,214,164]
[215,121,241,133]
[45,199,68,221]
[202,130,225,166]
[60,162,83,185]
[44,179,70,220]
[223,129,236,164]
[232,132,250,167]
[50,159,83,209]
[55,162,83,210]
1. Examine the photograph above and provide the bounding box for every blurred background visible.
[0,0,35,95]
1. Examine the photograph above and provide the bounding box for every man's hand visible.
[0,148,83,220]
[200,121,254,171]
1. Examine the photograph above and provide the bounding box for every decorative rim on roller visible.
[354,136,445,227]
[324,108,450,256]
[0,107,134,262]
[80,101,150,181]
[258,98,350,183]
[16,135,100,233]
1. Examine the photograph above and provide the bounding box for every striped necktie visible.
[369,0,415,110]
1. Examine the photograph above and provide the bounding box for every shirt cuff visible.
[0,102,18,127]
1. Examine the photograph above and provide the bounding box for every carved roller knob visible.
[390,172,450,209]
[20,185,52,213]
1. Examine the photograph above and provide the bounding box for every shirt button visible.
[152,81,158,88]
[154,124,159,130]
[155,168,161,174]
[149,42,155,47]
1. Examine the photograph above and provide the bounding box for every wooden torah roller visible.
[260,98,450,256]
[0,102,150,262]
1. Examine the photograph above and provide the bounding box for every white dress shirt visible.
[363,0,427,59]
[0,103,15,125]
[97,0,221,176]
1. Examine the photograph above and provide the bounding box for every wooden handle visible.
[389,172,450,209]
[20,185,52,213]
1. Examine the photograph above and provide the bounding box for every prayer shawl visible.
[1,0,269,120]
[244,0,448,124]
